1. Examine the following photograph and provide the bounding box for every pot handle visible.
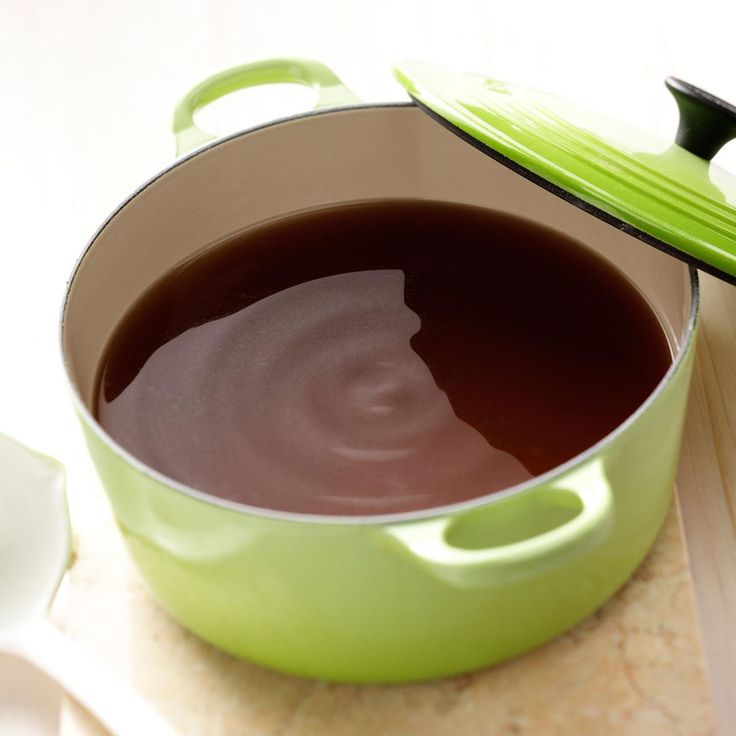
[382,459,613,587]
[172,58,361,156]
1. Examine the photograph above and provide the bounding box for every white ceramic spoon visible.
[0,433,178,736]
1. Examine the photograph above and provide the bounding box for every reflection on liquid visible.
[106,270,532,514]
[96,200,672,515]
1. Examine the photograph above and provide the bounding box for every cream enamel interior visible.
[62,104,693,408]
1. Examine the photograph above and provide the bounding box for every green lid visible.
[394,61,736,283]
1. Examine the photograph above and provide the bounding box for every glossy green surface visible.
[394,61,736,281]
[173,58,360,156]
[77,331,696,681]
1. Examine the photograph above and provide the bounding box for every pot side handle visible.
[382,459,613,588]
[172,58,361,156]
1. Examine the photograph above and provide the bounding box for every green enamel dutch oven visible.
[61,59,736,682]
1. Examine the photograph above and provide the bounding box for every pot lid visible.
[394,61,736,283]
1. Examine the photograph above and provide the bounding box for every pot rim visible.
[60,102,701,527]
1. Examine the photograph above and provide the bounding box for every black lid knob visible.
[666,77,736,161]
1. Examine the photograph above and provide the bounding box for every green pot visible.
[61,59,698,683]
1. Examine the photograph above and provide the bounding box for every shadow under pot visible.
[61,59,701,683]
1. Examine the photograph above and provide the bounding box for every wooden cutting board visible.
[57,482,715,736]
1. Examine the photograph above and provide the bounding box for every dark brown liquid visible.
[95,200,671,515]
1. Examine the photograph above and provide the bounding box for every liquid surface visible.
[95,200,671,515]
